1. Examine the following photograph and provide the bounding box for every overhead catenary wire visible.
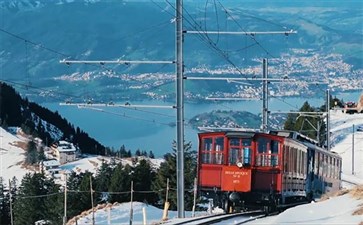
[164,0,254,85]
[75,105,175,127]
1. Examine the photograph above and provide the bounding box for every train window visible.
[229,148,239,165]
[315,151,319,176]
[242,139,252,146]
[203,138,212,151]
[283,145,288,172]
[332,158,336,179]
[243,147,251,165]
[228,138,252,166]
[214,137,224,164]
[200,137,226,164]
[256,138,279,167]
[215,137,224,151]
[257,138,268,153]
[271,140,279,153]
[229,138,240,146]
[270,140,279,166]
[201,138,212,164]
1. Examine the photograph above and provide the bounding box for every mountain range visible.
[0,0,362,103]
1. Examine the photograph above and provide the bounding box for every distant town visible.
[53,49,363,102]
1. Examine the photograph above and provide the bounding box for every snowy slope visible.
[0,127,30,182]
[1,110,363,224]
[330,110,363,186]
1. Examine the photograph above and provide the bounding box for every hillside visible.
[0,0,362,103]
[0,81,106,155]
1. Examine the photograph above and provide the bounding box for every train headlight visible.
[236,161,243,168]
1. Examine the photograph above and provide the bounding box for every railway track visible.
[164,210,270,225]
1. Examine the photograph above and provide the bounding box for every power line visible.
[16,192,61,199]
[216,0,278,59]
[74,105,174,127]
[164,0,252,84]
[0,28,69,58]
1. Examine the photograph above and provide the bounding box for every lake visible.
[42,91,362,157]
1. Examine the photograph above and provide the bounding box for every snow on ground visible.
[0,127,29,182]
[247,187,363,225]
[330,110,363,186]
[0,126,164,183]
[67,202,211,225]
[1,110,363,224]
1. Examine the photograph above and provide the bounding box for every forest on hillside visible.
[0,81,106,155]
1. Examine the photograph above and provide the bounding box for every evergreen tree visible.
[25,139,38,165]
[95,161,113,202]
[109,164,131,203]
[0,178,10,225]
[149,151,155,159]
[38,145,46,162]
[126,150,132,157]
[67,171,94,219]
[132,159,157,204]
[13,173,62,225]
[119,145,128,158]
[283,101,326,143]
[152,141,197,210]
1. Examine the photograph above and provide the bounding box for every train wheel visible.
[223,199,230,214]
[263,205,271,215]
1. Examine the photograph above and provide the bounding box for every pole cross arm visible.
[184,30,297,36]
[60,102,176,109]
[60,59,175,65]
[185,76,296,82]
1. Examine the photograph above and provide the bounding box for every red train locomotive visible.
[197,130,342,213]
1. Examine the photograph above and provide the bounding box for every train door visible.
[198,133,226,189]
[253,136,281,192]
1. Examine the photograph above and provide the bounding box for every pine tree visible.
[119,145,128,158]
[149,151,155,159]
[132,159,157,204]
[283,101,326,142]
[152,141,197,210]
[109,164,131,203]
[25,139,38,165]
[95,161,113,202]
[38,145,46,162]
[0,178,10,225]
[13,173,62,225]
[67,171,94,219]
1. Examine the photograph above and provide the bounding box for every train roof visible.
[269,130,320,145]
[199,130,320,145]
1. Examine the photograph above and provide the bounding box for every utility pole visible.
[176,0,185,218]
[262,58,268,133]
[326,89,331,151]
[63,173,68,225]
[129,181,134,225]
[90,176,95,225]
[352,124,355,175]
[9,179,14,225]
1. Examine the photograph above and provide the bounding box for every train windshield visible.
[228,138,252,166]
[200,136,225,164]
